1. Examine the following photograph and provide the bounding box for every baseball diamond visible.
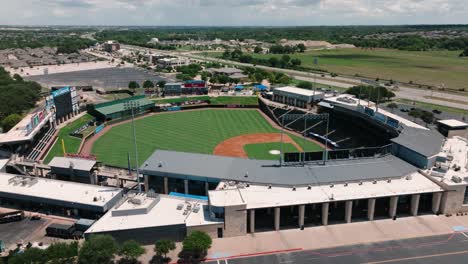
[88,109,322,167]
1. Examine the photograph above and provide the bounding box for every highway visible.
[121,44,468,110]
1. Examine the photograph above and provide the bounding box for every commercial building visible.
[0,173,123,218]
[103,41,121,53]
[48,157,98,184]
[85,192,223,243]
[156,57,190,68]
[163,81,208,96]
[273,86,324,109]
[437,119,468,138]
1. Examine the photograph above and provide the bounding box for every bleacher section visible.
[25,126,56,162]
[259,98,392,150]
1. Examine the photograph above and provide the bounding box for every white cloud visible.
[0,0,466,25]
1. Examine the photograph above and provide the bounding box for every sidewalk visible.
[205,214,468,260]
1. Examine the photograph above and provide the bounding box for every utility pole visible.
[124,101,142,192]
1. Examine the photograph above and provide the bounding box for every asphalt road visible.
[122,44,468,110]
[205,232,468,264]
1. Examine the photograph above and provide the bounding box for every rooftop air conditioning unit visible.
[130,197,143,205]
[452,176,462,183]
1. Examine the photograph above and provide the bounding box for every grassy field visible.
[211,49,468,90]
[92,109,321,167]
[152,96,210,104]
[210,96,258,105]
[244,142,298,160]
[44,114,94,164]
[152,96,259,105]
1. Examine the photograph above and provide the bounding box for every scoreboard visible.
[47,86,79,120]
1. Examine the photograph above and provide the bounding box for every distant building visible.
[157,57,190,68]
[437,119,468,138]
[103,40,121,53]
[273,86,324,109]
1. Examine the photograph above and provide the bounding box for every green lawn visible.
[210,96,258,105]
[44,114,94,164]
[152,96,258,105]
[152,96,210,104]
[210,49,468,90]
[244,142,298,160]
[92,109,321,167]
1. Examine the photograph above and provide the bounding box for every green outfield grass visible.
[152,96,210,104]
[244,142,298,160]
[92,109,321,167]
[210,96,258,105]
[44,114,94,164]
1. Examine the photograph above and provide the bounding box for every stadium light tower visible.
[123,101,142,192]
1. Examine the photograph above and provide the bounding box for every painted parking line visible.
[204,248,303,262]
[362,249,468,264]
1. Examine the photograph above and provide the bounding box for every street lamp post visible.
[123,101,142,192]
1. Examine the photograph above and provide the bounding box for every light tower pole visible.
[124,101,142,192]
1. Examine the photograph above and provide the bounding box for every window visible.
[464,187,468,204]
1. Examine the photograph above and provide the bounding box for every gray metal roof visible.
[391,125,444,157]
[140,150,418,186]
[49,157,96,172]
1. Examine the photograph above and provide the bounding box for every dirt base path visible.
[213,133,303,158]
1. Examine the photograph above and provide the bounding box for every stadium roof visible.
[274,86,322,97]
[49,157,96,172]
[140,150,418,187]
[210,171,443,209]
[95,97,154,116]
[391,125,444,157]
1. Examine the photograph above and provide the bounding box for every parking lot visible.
[26,67,175,91]
[0,209,77,252]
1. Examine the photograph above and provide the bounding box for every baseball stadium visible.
[3,84,468,244]
[83,108,323,167]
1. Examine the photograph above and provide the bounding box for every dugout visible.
[87,96,154,121]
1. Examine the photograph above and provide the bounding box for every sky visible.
[0,0,467,26]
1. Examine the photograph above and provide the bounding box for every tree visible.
[46,241,79,263]
[155,239,176,259]
[268,57,279,67]
[8,247,47,264]
[253,46,262,53]
[290,58,302,67]
[143,80,155,89]
[297,81,313,89]
[128,81,140,90]
[280,55,291,68]
[156,80,166,88]
[296,43,306,53]
[12,73,23,82]
[1,113,22,132]
[118,240,145,264]
[387,103,398,113]
[459,48,468,57]
[180,231,212,261]
[78,235,118,264]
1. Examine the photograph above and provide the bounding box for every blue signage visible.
[51,87,70,98]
